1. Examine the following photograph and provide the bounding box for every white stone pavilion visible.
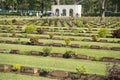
[51,5,82,17]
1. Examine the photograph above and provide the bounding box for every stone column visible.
[59,9,62,16]
[66,9,69,17]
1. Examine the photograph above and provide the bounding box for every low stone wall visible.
[0,64,105,80]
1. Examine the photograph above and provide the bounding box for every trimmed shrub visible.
[115,22,120,27]
[40,68,51,76]
[29,35,39,45]
[98,28,108,38]
[92,35,99,41]
[91,56,101,61]
[76,65,87,74]
[41,47,52,57]
[12,64,21,71]
[84,23,89,27]
[64,38,71,46]
[24,25,35,34]
[112,28,120,38]
[76,20,84,27]
[48,32,54,39]
[63,50,75,58]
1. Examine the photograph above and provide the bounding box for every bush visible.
[106,63,120,80]
[76,65,87,74]
[115,22,120,27]
[64,38,71,46]
[84,23,89,27]
[98,28,108,38]
[41,47,52,56]
[76,20,84,27]
[40,68,51,76]
[48,32,54,39]
[112,28,120,38]
[83,45,90,49]
[12,64,21,71]
[63,50,75,58]
[24,25,35,34]
[0,12,20,16]
[30,35,39,45]
[91,56,101,61]
[92,35,99,41]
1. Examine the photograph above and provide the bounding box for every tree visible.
[100,0,106,21]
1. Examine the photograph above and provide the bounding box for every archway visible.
[55,9,59,16]
[69,9,73,16]
[62,9,66,16]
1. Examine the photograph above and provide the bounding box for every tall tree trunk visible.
[100,0,106,22]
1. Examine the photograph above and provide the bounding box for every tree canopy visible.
[0,0,120,14]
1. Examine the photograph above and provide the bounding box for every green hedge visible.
[82,13,120,17]
[0,12,36,16]
[0,12,20,16]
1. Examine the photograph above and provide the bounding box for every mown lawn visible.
[0,72,56,80]
[0,53,107,75]
[0,37,120,48]
[0,43,120,58]
[0,33,120,42]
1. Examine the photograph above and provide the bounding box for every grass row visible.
[0,36,120,48]
[0,43,120,58]
[0,33,119,42]
[0,53,106,75]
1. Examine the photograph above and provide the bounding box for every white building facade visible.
[51,5,82,17]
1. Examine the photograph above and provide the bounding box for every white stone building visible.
[51,5,82,17]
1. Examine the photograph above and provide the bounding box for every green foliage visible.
[82,45,90,49]
[76,20,84,27]
[91,56,101,61]
[92,35,99,41]
[49,28,54,32]
[6,25,16,33]
[98,28,108,38]
[42,47,52,56]
[40,68,52,76]
[76,65,87,74]
[30,35,39,44]
[12,64,21,71]
[63,50,75,58]
[71,29,79,34]
[15,38,21,43]
[84,23,90,27]
[48,32,54,39]
[24,25,35,34]
[64,38,71,46]
[115,22,120,27]
[22,33,28,38]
